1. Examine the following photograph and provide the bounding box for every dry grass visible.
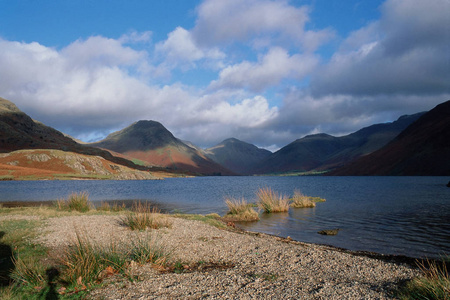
[97,201,126,212]
[121,201,173,231]
[59,230,170,290]
[56,191,93,212]
[256,187,290,213]
[223,197,259,222]
[290,190,316,208]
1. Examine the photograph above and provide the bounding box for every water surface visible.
[1,176,449,259]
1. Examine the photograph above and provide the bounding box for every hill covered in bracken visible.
[0,97,175,179]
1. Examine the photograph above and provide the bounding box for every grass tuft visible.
[97,201,126,212]
[224,197,259,222]
[290,190,316,208]
[398,258,449,300]
[121,201,172,231]
[56,191,92,212]
[256,187,290,213]
[59,231,171,290]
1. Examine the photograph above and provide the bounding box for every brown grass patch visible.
[256,187,290,213]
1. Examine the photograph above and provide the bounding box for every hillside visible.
[330,100,450,175]
[0,149,164,180]
[204,138,272,175]
[91,120,234,175]
[252,113,423,174]
[0,97,173,178]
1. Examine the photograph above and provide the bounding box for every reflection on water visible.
[0,176,449,259]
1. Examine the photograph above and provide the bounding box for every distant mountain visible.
[0,97,169,177]
[330,100,450,175]
[204,138,272,175]
[91,120,233,175]
[252,112,424,174]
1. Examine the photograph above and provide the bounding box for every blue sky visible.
[0,0,449,150]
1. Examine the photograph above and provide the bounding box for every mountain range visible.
[1,96,449,178]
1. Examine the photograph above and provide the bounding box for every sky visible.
[0,0,449,151]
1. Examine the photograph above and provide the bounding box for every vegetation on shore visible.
[290,189,326,208]
[120,201,173,230]
[3,191,446,300]
[256,187,290,213]
[221,187,326,221]
[397,258,449,300]
[223,197,259,222]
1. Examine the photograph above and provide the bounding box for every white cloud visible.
[210,47,318,92]
[0,37,280,147]
[192,0,333,51]
[155,27,225,71]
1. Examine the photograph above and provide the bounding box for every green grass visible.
[0,218,52,299]
[0,213,172,299]
[223,197,259,222]
[398,258,449,300]
[256,187,290,213]
[0,175,14,181]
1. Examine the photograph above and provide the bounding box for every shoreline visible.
[0,200,445,263]
[5,213,420,298]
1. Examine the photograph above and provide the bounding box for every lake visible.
[1,176,449,259]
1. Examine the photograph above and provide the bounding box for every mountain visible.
[252,113,424,174]
[91,120,233,175]
[330,100,450,175]
[204,138,272,175]
[0,97,170,178]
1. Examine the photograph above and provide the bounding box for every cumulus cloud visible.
[209,47,319,92]
[0,37,279,145]
[155,27,225,71]
[311,0,450,96]
[192,0,333,51]
[0,0,448,150]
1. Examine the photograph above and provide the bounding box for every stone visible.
[318,229,340,235]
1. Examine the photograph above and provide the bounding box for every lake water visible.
[1,176,449,259]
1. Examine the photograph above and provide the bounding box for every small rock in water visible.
[447,181,450,187]
[318,229,340,235]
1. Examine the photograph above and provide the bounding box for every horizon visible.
[1,0,449,151]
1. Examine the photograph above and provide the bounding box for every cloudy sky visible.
[0,0,449,151]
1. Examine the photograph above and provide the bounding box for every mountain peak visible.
[93,120,177,152]
[0,97,22,114]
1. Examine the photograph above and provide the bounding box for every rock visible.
[318,229,340,235]
[447,181,450,187]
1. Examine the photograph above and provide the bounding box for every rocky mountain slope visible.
[251,113,424,174]
[0,97,171,178]
[0,149,163,180]
[205,138,272,175]
[329,100,450,175]
[91,120,233,175]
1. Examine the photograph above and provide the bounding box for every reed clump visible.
[290,190,316,208]
[121,201,173,231]
[399,258,449,300]
[256,187,290,213]
[56,191,92,212]
[223,197,259,222]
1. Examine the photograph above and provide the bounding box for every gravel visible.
[34,214,418,299]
